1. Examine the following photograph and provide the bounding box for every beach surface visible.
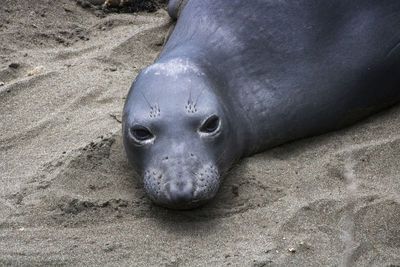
[0,1,399,265]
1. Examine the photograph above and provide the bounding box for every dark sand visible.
[0,1,399,265]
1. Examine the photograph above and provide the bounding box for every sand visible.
[0,0,399,266]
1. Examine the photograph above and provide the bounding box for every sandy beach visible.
[0,0,399,265]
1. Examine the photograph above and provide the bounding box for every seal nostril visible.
[166,180,194,204]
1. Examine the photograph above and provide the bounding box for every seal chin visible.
[143,164,220,209]
[155,197,207,210]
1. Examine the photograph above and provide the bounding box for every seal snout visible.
[165,179,194,205]
[142,161,221,209]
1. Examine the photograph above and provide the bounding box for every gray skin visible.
[123,0,400,209]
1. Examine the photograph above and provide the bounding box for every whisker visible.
[140,91,152,109]
[188,84,193,103]
[195,87,206,105]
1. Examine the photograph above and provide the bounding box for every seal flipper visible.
[168,0,189,20]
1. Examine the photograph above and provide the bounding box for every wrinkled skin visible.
[123,0,400,209]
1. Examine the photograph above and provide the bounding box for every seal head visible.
[123,58,242,209]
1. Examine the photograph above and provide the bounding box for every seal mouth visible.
[154,198,207,210]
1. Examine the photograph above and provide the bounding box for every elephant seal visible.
[123,0,400,209]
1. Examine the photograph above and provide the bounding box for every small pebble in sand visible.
[88,0,106,4]
[170,257,178,264]
[64,6,73,12]
[0,81,4,86]
[76,0,92,8]
[288,248,296,253]
[102,0,124,8]
[231,184,239,196]
[26,66,44,76]
[9,63,20,69]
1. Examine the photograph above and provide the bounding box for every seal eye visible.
[200,115,220,134]
[130,125,154,142]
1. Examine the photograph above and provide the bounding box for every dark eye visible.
[200,115,220,133]
[130,125,154,142]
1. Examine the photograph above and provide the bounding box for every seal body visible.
[123,0,400,209]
